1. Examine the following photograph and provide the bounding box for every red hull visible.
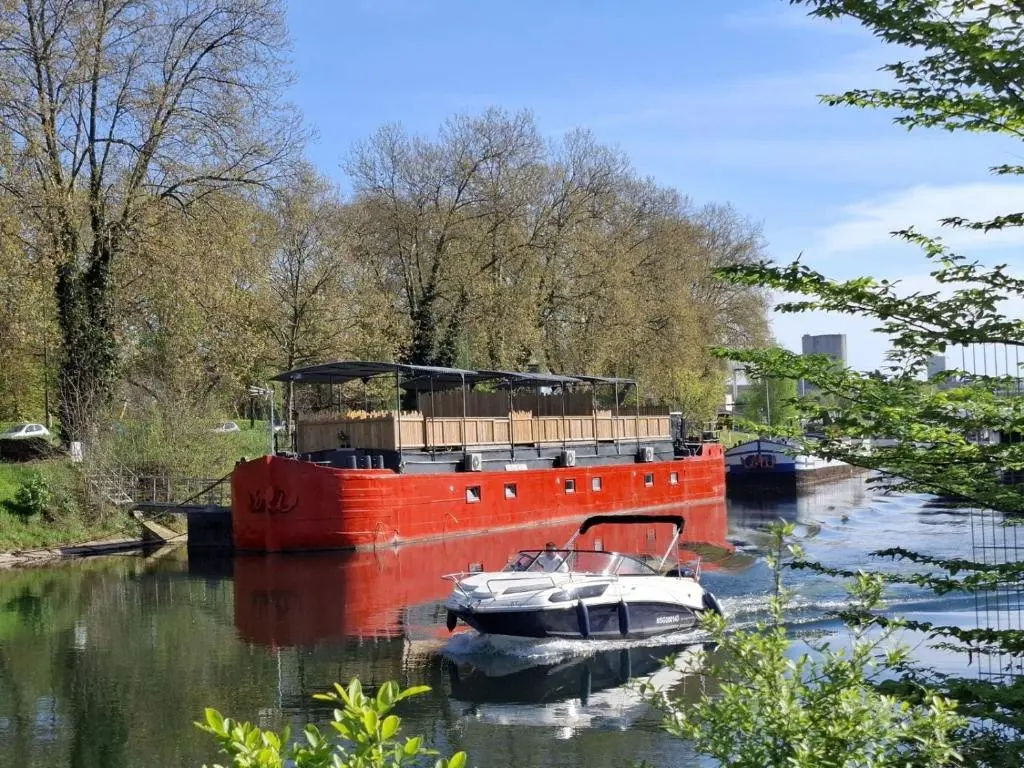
[230,445,725,552]
[233,500,730,645]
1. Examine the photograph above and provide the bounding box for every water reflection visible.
[231,500,731,646]
[444,642,715,732]
[727,475,870,528]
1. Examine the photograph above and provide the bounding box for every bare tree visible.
[265,165,354,441]
[345,107,771,416]
[0,0,300,442]
[346,108,545,367]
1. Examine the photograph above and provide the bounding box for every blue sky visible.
[284,0,1024,374]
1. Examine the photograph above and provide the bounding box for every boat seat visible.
[663,566,695,578]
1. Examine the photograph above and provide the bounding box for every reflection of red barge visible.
[233,501,730,645]
[232,362,725,553]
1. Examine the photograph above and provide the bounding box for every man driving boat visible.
[535,541,567,572]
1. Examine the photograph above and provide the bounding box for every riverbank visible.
[0,461,134,552]
[0,519,186,569]
[0,537,136,569]
[0,418,266,555]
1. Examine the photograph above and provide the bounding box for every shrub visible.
[197,678,467,768]
[9,472,52,519]
[643,522,966,768]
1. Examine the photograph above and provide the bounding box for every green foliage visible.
[8,471,51,519]
[197,678,467,768]
[646,523,966,768]
[0,0,298,442]
[713,4,1024,763]
[0,461,129,551]
[90,406,272,479]
[735,374,799,429]
[794,0,1024,173]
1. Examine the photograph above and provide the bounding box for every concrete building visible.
[801,334,848,364]
[800,334,847,395]
[927,355,946,380]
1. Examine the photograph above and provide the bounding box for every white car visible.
[211,421,241,434]
[1,423,50,440]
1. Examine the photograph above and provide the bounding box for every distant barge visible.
[231,362,725,552]
[725,437,867,493]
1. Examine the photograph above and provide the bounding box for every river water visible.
[0,476,1020,767]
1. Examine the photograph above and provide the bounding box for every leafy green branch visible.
[196,679,467,768]
[644,522,966,768]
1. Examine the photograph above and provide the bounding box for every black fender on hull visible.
[617,600,630,636]
[576,599,591,638]
[702,591,723,616]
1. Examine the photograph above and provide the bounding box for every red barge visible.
[231,362,725,552]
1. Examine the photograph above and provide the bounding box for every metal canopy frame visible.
[471,370,582,457]
[273,361,653,462]
[473,370,582,388]
[567,374,636,386]
[273,361,629,392]
[564,374,639,454]
[568,513,686,571]
[272,360,479,386]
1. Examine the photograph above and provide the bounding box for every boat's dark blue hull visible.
[449,601,700,640]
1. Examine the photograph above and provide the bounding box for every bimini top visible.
[577,514,685,536]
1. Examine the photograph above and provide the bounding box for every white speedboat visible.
[443,514,723,640]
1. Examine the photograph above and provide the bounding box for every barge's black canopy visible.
[474,370,581,389]
[272,361,479,387]
[568,374,636,386]
[272,360,636,393]
[273,360,601,391]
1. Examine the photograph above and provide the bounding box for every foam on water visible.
[439,480,988,682]
[439,587,968,678]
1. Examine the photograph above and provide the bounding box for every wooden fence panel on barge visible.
[297,412,672,454]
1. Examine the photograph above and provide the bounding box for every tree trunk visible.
[55,251,117,446]
[408,286,440,365]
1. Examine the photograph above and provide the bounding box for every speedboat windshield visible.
[505,549,657,576]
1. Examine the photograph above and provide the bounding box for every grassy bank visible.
[0,461,133,552]
[719,429,754,449]
[0,419,272,553]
